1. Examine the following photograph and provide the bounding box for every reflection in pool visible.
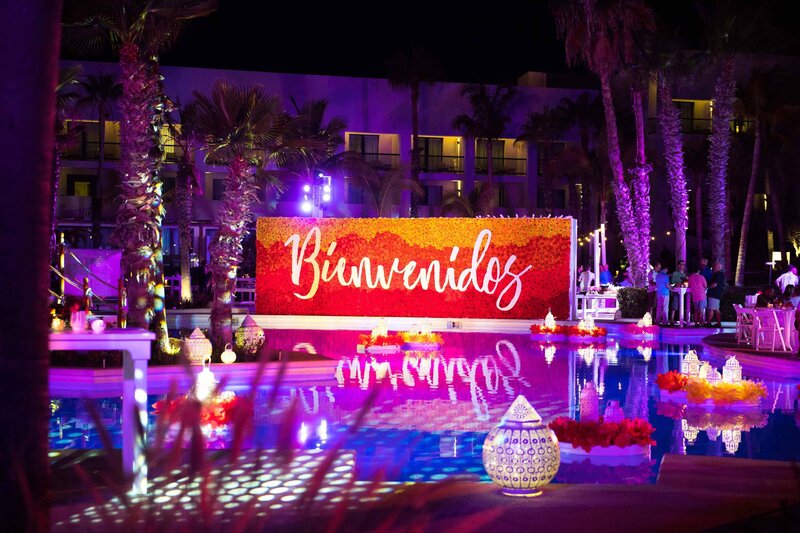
[49,330,800,484]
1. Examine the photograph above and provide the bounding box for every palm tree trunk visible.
[598,71,645,287]
[112,42,169,349]
[734,119,761,285]
[209,155,258,346]
[0,2,61,529]
[707,56,736,266]
[767,169,786,261]
[631,89,651,286]
[177,162,194,303]
[91,108,106,247]
[657,79,689,264]
[410,81,421,218]
[695,178,704,261]
[50,144,61,262]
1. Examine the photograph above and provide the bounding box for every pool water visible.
[49,330,800,485]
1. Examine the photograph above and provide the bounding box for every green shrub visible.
[617,287,648,318]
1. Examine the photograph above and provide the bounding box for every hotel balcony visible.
[62,140,183,163]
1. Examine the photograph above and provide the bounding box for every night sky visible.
[61,1,795,84]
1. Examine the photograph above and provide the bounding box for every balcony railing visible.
[358,152,400,170]
[647,117,754,135]
[419,155,463,173]
[475,157,526,176]
[62,141,183,162]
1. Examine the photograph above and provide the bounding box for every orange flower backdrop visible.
[256,217,574,319]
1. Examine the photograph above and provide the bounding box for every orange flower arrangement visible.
[358,333,404,348]
[399,331,444,345]
[657,372,767,405]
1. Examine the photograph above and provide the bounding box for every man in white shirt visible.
[775,265,798,294]
[578,264,595,292]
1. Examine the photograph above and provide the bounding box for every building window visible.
[349,134,380,162]
[66,175,95,197]
[537,188,567,209]
[423,185,443,206]
[476,139,505,174]
[417,137,444,171]
[212,178,225,201]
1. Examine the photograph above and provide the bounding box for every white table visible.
[752,308,796,352]
[575,293,619,319]
[669,286,690,327]
[49,328,155,495]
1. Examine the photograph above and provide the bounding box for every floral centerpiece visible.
[357,319,403,354]
[152,390,251,448]
[399,321,444,350]
[625,312,657,338]
[656,365,767,408]
[530,310,606,342]
[549,417,655,455]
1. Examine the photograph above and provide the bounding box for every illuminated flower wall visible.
[256,217,573,319]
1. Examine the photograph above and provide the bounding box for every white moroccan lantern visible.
[705,367,722,386]
[722,356,742,384]
[543,309,557,331]
[482,395,560,497]
[682,419,699,445]
[192,360,217,402]
[183,328,212,366]
[681,350,701,378]
[220,343,237,364]
[234,314,265,356]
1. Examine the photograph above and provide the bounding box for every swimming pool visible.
[49,329,800,484]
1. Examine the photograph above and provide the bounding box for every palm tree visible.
[649,35,696,265]
[63,0,217,348]
[166,101,204,303]
[516,105,567,216]
[0,3,62,530]
[193,81,291,346]
[51,64,83,261]
[441,183,483,218]
[452,84,516,216]
[552,0,655,287]
[386,46,443,217]
[76,74,121,247]
[286,98,348,184]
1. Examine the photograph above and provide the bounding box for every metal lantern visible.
[722,356,742,384]
[482,395,560,497]
[579,382,599,422]
[681,350,701,378]
[221,343,237,364]
[183,328,212,366]
[234,314,265,355]
[706,367,722,386]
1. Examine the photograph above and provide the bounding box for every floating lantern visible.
[579,382,599,422]
[637,312,653,328]
[192,359,217,402]
[220,343,237,364]
[722,356,742,384]
[722,429,742,454]
[482,395,560,497]
[705,367,722,386]
[543,309,557,332]
[578,315,596,333]
[234,314,265,356]
[682,419,699,445]
[698,361,712,380]
[681,350,701,378]
[184,328,213,366]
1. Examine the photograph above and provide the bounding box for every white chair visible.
[754,309,786,352]
[744,294,758,308]
[733,304,754,345]
[774,308,796,352]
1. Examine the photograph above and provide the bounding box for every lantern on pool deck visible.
[722,356,742,384]
[681,350,701,378]
[482,395,560,497]
[235,315,265,356]
[221,343,237,364]
[184,328,212,365]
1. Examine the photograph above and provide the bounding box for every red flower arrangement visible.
[655,370,688,393]
[549,417,656,453]
[358,333,404,348]
[530,324,565,335]
[530,325,607,337]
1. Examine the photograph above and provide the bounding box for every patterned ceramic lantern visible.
[681,350,701,378]
[220,343,237,364]
[579,382,599,422]
[682,419,699,445]
[234,315,265,356]
[603,400,625,423]
[722,356,742,384]
[184,328,212,365]
[482,395,560,497]
[722,429,742,454]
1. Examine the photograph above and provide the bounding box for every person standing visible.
[706,261,726,328]
[578,264,595,293]
[648,262,661,317]
[687,266,708,326]
[655,267,671,325]
[669,260,688,325]
[599,264,613,287]
[775,265,798,295]
[700,257,712,284]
